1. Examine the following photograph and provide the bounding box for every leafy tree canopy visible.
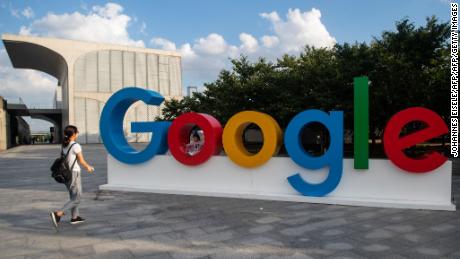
[157,16,450,142]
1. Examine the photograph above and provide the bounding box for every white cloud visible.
[193,33,229,55]
[260,11,280,23]
[178,43,196,59]
[151,37,176,51]
[10,6,35,19]
[152,33,236,85]
[140,21,147,35]
[260,8,336,52]
[3,2,143,104]
[0,49,56,106]
[80,2,89,11]
[10,8,20,18]
[92,2,122,18]
[22,6,34,19]
[0,49,57,132]
[261,35,279,48]
[153,33,239,83]
[2,3,336,123]
[11,4,335,93]
[150,8,335,86]
[19,3,144,47]
[239,33,258,53]
[1,2,145,131]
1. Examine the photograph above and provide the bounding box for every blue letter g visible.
[99,87,171,164]
[284,109,344,197]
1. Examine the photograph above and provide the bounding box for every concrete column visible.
[0,98,7,151]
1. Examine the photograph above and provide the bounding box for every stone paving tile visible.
[266,253,314,259]
[307,227,358,242]
[363,227,396,239]
[255,216,282,224]
[199,225,230,234]
[325,251,369,259]
[249,224,274,234]
[24,252,67,259]
[60,245,96,257]
[280,218,348,236]
[138,253,174,259]
[81,249,135,259]
[119,226,173,239]
[0,144,459,259]
[323,241,354,251]
[92,240,134,254]
[398,246,452,259]
[349,233,413,253]
[210,252,262,259]
[447,250,460,258]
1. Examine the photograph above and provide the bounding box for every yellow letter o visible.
[222,111,282,168]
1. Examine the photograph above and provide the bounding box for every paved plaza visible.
[0,144,459,259]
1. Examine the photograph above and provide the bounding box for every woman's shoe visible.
[70,216,85,224]
[50,211,61,229]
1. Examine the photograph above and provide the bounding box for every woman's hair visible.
[62,125,79,147]
[192,133,200,141]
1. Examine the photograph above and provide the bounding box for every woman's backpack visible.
[50,143,77,184]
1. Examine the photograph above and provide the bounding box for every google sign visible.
[99,77,455,210]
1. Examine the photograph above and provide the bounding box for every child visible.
[186,133,203,156]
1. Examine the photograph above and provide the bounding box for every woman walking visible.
[50,125,94,228]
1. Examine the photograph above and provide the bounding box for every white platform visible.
[100,155,455,211]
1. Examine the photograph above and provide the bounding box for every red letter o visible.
[168,113,222,166]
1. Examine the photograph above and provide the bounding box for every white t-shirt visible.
[62,141,82,171]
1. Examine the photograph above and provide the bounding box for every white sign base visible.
[100,155,455,211]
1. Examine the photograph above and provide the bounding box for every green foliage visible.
[157,16,450,141]
[154,96,200,121]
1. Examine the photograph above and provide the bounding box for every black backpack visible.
[50,143,77,184]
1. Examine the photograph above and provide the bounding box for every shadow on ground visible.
[0,144,459,259]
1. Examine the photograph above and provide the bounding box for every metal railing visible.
[27,104,57,109]
[4,97,24,104]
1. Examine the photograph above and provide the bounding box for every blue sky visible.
[0,0,453,131]
[0,0,451,45]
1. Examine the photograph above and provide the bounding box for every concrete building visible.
[2,34,182,144]
[0,96,34,150]
[10,115,31,145]
[187,86,198,97]
[0,97,9,151]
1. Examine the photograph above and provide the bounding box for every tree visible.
[156,16,450,157]
[368,17,450,140]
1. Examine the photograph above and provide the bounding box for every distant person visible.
[186,133,203,156]
[50,125,94,229]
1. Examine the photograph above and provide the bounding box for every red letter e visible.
[383,107,448,173]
